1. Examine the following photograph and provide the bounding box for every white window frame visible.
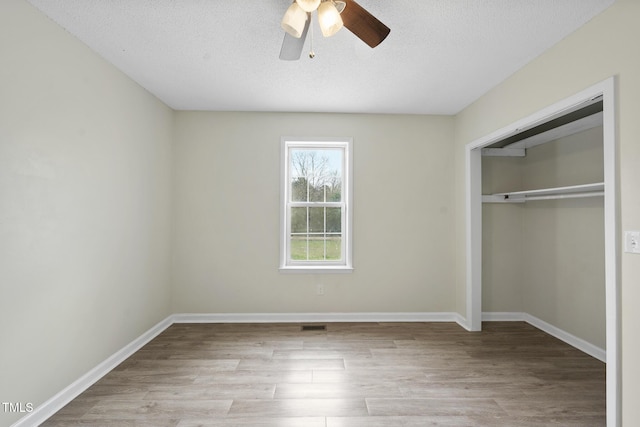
[280,137,353,273]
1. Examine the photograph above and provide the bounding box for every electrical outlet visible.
[625,231,640,254]
[316,284,325,296]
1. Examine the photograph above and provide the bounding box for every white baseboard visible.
[172,311,465,324]
[522,313,606,362]
[11,316,174,427]
[482,311,526,322]
[482,311,606,362]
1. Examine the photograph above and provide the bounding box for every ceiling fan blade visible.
[279,16,311,60]
[341,0,390,48]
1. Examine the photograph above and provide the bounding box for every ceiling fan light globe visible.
[296,0,321,13]
[318,1,343,37]
[281,3,308,38]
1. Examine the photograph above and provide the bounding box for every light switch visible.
[625,231,640,254]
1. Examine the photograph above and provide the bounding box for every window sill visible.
[279,265,354,274]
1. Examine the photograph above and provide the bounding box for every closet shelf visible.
[483,182,605,203]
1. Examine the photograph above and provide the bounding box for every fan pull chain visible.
[309,12,316,58]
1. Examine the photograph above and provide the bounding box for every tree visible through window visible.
[281,139,352,271]
[290,148,342,261]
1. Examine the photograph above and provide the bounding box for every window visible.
[280,138,353,272]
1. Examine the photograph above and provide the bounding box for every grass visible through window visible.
[291,237,341,260]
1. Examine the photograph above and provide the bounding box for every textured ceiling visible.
[26,0,614,114]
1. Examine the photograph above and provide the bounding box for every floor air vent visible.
[301,325,327,331]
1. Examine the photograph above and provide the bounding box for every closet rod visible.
[521,191,604,201]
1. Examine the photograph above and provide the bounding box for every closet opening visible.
[464,77,618,426]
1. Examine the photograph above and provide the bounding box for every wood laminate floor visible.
[41,322,605,426]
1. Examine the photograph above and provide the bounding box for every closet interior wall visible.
[482,125,606,349]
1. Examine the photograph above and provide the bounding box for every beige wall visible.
[454,0,640,422]
[171,112,456,314]
[481,156,524,313]
[0,1,174,425]
[521,127,605,348]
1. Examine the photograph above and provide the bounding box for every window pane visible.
[290,207,307,233]
[290,148,342,202]
[325,235,341,260]
[308,183,325,203]
[291,177,308,202]
[308,207,324,234]
[290,235,308,260]
[326,207,341,233]
[324,182,342,202]
[290,234,342,261]
[290,207,342,261]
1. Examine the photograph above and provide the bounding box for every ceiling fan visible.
[279,0,390,60]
